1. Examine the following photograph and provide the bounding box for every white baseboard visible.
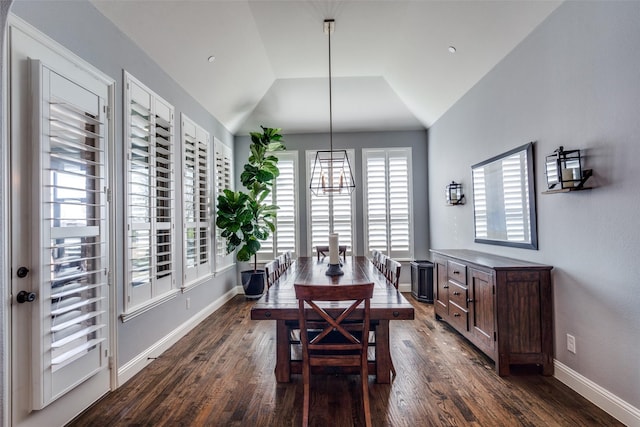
[554,360,640,426]
[398,283,411,293]
[117,287,240,385]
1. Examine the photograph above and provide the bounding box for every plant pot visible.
[241,270,266,299]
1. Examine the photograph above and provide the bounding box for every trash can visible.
[410,260,434,303]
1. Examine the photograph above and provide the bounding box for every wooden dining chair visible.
[378,254,388,276]
[385,258,401,289]
[294,283,374,427]
[264,260,278,288]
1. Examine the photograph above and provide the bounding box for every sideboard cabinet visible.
[431,249,553,376]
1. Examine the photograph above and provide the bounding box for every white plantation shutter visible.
[502,153,530,242]
[214,140,234,270]
[257,151,298,261]
[182,114,212,284]
[31,61,110,408]
[363,148,413,260]
[125,73,175,312]
[472,167,488,239]
[307,150,355,253]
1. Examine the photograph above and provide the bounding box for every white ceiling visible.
[91,0,561,135]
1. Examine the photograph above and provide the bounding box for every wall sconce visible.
[446,181,464,205]
[544,146,593,192]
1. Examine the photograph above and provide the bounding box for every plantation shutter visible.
[257,151,298,261]
[182,114,211,284]
[214,140,234,270]
[363,148,412,259]
[31,60,110,408]
[307,150,355,253]
[472,168,488,239]
[125,73,175,312]
[502,153,530,242]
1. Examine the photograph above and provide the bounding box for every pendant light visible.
[309,19,356,196]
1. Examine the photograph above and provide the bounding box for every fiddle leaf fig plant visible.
[216,126,285,271]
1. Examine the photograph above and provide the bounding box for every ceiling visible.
[91,0,561,135]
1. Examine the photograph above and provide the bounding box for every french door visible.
[9,23,113,426]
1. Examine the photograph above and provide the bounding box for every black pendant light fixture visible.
[309,19,356,196]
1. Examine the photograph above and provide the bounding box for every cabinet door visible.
[470,268,495,355]
[434,258,448,316]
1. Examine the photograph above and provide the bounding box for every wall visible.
[428,0,640,416]
[235,130,430,268]
[9,0,237,374]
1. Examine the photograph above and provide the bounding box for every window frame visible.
[181,113,213,287]
[362,147,414,261]
[213,138,235,272]
[305,149,357,256]
[123,71,177,317]
[256,150,299,262]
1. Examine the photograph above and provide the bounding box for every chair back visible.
[385,258,401,289]
[378,254,388,276]
[264,260,278,288]
[294,283,374,356]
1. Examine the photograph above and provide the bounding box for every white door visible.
[9,23,113,427]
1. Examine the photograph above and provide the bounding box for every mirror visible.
[471,142,538,249]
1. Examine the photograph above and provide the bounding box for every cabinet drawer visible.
[447,260,467,285]
[449,302,468,331]
[449,281,468,308]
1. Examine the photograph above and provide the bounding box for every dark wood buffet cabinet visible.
[430,249,553,376]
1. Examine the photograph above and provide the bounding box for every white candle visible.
[329,233,339,265]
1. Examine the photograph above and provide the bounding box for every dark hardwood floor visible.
[68,294,622,427]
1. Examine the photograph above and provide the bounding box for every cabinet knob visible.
[443,285,449,289]
[467,298,474,304]
[453,270,460,275]
[453,313,461,317]
[453,291,460,296]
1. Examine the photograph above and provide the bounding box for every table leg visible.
[375,320,391,384]
[275,320,291,383]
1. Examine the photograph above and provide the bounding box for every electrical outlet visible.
[567,334,576,354]
[186,298,191,309]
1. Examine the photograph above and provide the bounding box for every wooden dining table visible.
[250,256,415,384]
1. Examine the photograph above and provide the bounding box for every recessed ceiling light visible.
[207,55,216,63]
[448,46,457,53]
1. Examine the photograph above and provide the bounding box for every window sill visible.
[214,263,236,276]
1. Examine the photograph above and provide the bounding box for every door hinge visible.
[104,105,111,120]
[108,356,113,369]
[105,187,112,203]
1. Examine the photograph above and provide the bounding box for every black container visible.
[410,260,434,303]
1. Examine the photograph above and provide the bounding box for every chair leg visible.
[361,359,372,427]
[302,363,310,427]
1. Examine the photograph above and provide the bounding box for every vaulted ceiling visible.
[91,0,561,135]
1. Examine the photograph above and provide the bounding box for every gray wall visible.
[428,1,640,409]
[235,129,430,262]
[10,0,237,367]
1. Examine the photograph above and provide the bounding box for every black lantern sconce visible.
[446,181,465,205]
[544,146,593,192]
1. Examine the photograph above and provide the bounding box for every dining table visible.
[250,256,415,384]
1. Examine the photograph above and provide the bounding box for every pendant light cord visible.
[328,20,333,156]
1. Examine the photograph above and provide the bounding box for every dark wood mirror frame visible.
[471,142,538,250]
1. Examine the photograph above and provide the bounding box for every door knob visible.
[16,266,29,278]
[17,291,36,303]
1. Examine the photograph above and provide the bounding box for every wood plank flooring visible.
[67,294,623,427]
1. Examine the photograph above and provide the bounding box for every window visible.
[362,148,413,260]
[257,151,298,261]
[306,150,356,254]
[214,139,234,271]
[124,72,176,313]
[182,114,212,285]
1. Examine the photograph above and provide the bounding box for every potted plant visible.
[216,126,285,298]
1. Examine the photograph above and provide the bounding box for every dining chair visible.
[294,283,374,427]
[378,254,388,276]
[371,250,379,269]
[264,260,278,288]
[385,258,401,289]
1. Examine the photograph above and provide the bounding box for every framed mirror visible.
[471,142,538,249]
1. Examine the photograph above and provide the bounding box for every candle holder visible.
[326,263,344,276]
